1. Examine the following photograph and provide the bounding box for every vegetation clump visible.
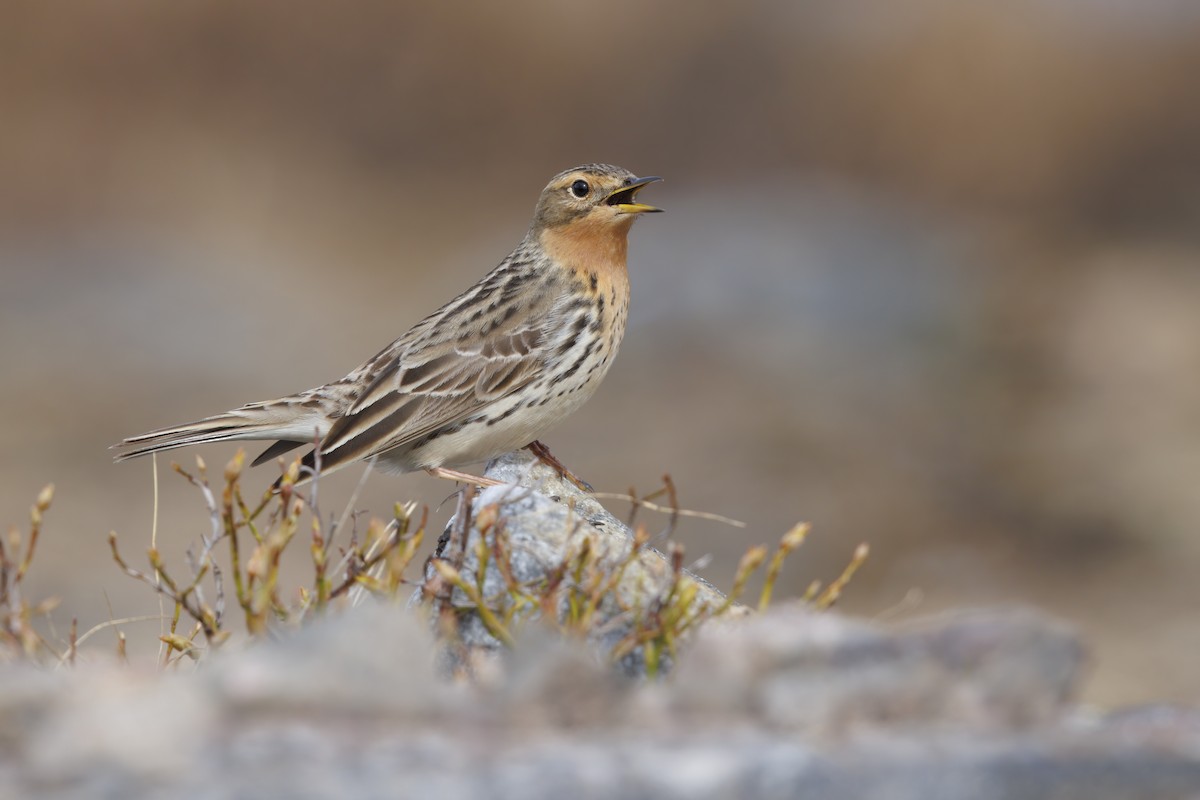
[2,451,867,671]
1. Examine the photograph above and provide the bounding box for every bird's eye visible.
[570,179,590,199]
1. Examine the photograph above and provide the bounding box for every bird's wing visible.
[309,297,555,473]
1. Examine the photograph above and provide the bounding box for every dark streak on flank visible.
[485,403,522,426]
[555,313,589,356]
[558,338,598,382]
[564,294,591,315]
[556,329,580,357]
[414,418,466,447]
[584,359,604,378]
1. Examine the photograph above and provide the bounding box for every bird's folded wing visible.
[312,325,545,471]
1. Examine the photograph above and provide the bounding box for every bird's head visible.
[530,164,662,233]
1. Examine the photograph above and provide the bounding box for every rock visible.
[671,604,1083,734]
[1,602,1199,798]
[416,449,745,677]
[208,599,452,718]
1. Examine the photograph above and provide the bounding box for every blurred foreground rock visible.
[2,449,1198,799]
[3,601,1200,799]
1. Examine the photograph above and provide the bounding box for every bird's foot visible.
[426,467,504,488]
[526,440,594,493]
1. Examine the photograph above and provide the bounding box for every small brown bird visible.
[115,164,661,487]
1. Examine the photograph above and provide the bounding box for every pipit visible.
[115,164,661,488]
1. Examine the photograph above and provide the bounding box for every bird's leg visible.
[526,440,594,492]
[425,467,504,488]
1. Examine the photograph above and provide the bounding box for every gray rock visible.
[670,604,1084,734]
[208,599,452,718]
[1,601,1199,799]
[416,449,746,677]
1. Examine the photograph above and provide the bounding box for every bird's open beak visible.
[606,176,663,214]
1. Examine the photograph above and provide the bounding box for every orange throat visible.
[539,216,633,290]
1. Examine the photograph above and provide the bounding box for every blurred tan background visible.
[3,1,1199,705]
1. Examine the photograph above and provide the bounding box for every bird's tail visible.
[113,399,332,467]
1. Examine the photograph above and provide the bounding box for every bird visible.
[115,164,662,489]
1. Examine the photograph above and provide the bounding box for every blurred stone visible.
[672,603,1083,734]
[1099,705,1200,756]
[1,598,1199,798]
[24,664,214,786]
[208,598,450,718]
[488,626,627,728]
[904,607,1083,727]
[0,666,61,751]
